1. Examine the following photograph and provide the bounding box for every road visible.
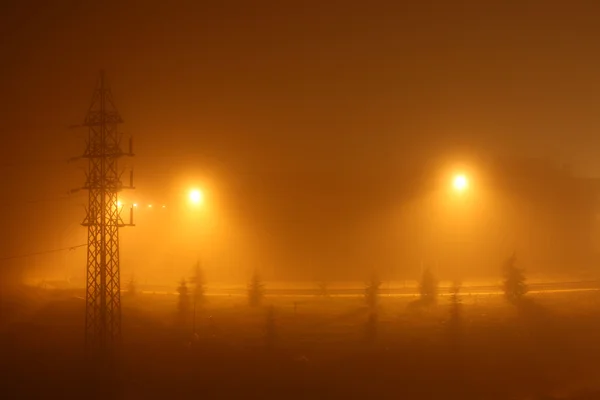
[137,280,600,297]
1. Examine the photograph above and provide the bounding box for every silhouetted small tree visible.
[177,278,191,318]
[364,271,381,309]
[248,270,265,307]
[317,281,330,297]
[502,253,527,303]
[419,267,438,305]
[127,276,137,296]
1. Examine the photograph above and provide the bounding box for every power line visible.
[0,194,85,207]
[0,244,86,261]
[0,158,72,169]
[22,194,85,204]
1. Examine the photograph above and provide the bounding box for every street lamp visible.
[452,174,469,193]
[189,189,204,205]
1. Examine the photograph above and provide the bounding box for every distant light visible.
[162,205,166,208]
[453,174,469,192]
[148,204,153,208]
[189,189,203,205]
[133,203,138,208]
[117,201,123,208]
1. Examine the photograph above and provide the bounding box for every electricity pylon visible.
[80,71,134,358]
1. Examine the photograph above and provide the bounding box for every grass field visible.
[3,286,600,399]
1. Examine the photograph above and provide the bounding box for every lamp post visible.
[449,173,470,281]
[188,188,204,336]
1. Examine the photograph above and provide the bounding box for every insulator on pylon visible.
[130,169,134,188]
[129,136,133,155]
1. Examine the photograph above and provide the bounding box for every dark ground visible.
[2,287,600,399]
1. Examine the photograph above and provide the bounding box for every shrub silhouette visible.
[248,270,265,307]
[364,271,381,309]
[502,253,527,303]
[419,267,438,305]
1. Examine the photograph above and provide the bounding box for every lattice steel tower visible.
[81,71,134,356]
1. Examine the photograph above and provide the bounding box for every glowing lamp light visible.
[453,174,468,192]
[148,204,153,208]
[133,203,138,208]
[117,201,123,208]
[189,189,203,205]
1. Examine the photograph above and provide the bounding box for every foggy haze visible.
[7,2,600,400]
[2,1,600,284]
